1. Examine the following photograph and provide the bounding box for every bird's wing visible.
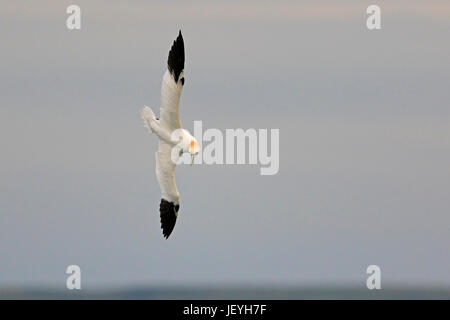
[156,141,180,239]
[159,30,185,134]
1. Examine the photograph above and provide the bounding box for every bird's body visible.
[141,31,199,239]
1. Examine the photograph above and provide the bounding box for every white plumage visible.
[140,31,199,239]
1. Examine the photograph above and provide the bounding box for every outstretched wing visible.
[154,31,185,239]
[155,141,180,239]
[159,30,185,133]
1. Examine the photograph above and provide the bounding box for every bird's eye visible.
[180,77,185,85]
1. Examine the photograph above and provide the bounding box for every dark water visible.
[2,287,450,299]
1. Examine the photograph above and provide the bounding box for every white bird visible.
[140,31,200,239]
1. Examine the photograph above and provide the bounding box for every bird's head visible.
[174,129,200,165]
[188,137,200,165]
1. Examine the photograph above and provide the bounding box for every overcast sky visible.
[0,0,449,289]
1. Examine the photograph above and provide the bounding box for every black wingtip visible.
[167,31,185,83]
[160,199,179,239]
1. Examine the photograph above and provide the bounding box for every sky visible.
[0,1,449,290]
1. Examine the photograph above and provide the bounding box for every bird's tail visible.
[141,106,157,134]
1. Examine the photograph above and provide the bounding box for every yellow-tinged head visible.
[189,139,200,166]
[189,139,200,155]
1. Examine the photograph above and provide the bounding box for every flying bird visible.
[140,31,200,239]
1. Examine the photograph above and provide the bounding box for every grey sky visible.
[0,1,449,289]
